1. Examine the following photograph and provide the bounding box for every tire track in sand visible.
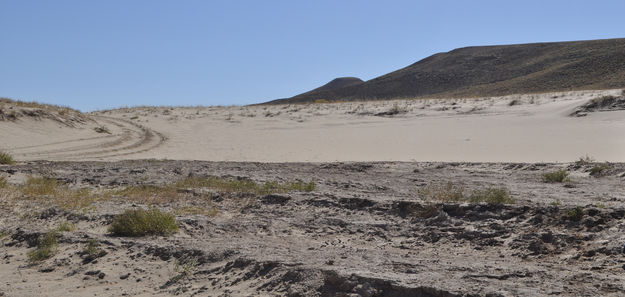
[14,116,166,161]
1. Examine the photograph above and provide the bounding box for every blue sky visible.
[1,0,624,111]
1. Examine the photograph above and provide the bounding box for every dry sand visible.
[1,90,625,297]
[2,89,624,163]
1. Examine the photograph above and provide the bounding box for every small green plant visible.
[567,206,584,222]
[0,151,15,165]
[0,175,7,188]
[469,187,515,205]
[108,208,179,237]
[589,162,611,177]
[550,199,562,206]
[595,203,607,209]
[542,169,570,183]
[27,231,58,263]
[56,221,76,232]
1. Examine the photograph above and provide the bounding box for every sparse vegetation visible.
[20,176,100,210]
[575,155,595,166]
[56,221,76,232]
[0,175,7,188]
[0,151,15,165]
[589,162,612,177]
[567,206,584,222]
[108,208,179,237]
[166,257,199,286]
[421,182,514,204]
[81,239,106,263]
[27,231,58,263]
[542,169,570,183]
[314,99,330,104]
[469,187,515,204]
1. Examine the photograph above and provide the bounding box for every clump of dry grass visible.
[542,170,570,183]
[0,151,15,165]
[108,208,178,237]
[0,176,7,189]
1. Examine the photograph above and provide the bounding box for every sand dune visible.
[4,89,623,163]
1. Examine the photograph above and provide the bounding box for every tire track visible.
[14,115,166,161]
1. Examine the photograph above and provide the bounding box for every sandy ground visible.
[1,90,625,296]
[1,89,624,162]
[1,160,624,297]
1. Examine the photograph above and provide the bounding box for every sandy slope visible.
[2,89,624,163]
[100,89,624,162]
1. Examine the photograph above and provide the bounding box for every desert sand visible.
[2,89,624,163]
[1,90,625,297]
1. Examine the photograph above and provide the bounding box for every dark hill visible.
[300,77,363,95]
[266,38,625,104]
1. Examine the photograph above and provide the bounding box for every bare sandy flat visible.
[3,89,624,163]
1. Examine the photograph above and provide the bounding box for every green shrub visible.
[108,208,179,237]
[0,151,14,165]
[567,206,584,222]
[27,231,58,262]
[542,170,570,183]
[469,187,515,204]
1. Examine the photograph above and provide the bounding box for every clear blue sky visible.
[2,0,624,111]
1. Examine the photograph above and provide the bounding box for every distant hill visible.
[266,38,625,104]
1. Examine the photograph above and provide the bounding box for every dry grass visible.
[542,170,571,183]
[0,97,78,114]
[19,177,103,210]
[27,231,58,263]
[420,182,514,204]
[108,208,178,237]
[0,176,7,189]
[0,151,15,165]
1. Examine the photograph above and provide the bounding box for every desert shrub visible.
[469,187,515,204]
[567,206,584,222]
[108,208,178,237]
[27,231,58,262]
[0,175,7,188]
[589,162,611,177]
[20,176,96,210]
[542,170,570,183]
[0,151,15,165]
